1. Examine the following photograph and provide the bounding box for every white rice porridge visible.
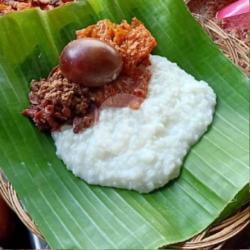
[52,55,216,193]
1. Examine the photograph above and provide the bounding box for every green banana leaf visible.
[0,0,249,248]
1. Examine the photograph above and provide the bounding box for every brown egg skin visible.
[60,38,123,87]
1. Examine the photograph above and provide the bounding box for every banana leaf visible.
[0,0,249,248]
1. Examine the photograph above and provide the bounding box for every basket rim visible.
[0,4,249,249]
[0,172,249,249]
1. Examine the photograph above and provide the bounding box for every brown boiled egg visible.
[60,38,123,87]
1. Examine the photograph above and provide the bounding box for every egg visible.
[60,38,123,87]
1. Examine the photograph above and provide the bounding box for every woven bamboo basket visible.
[0,2,249,249]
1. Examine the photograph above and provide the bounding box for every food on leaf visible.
[23,18,216,193]
[23,18,156,133]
